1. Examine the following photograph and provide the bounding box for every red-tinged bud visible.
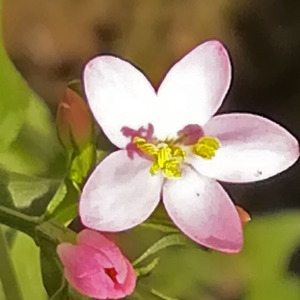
[56,88,93,149]
[235,205,251,226]
[56,229,136,299]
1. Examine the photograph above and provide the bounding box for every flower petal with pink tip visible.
[189,113,299,183]
[84,56,156,148]
[163,168,243,253]
[156,40,231,139]
[80,150,163,231]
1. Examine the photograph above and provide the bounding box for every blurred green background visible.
[1,0,300,299]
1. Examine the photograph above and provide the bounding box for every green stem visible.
[35,219,76,250]
[0,205,42,238]
[0,226,23,300]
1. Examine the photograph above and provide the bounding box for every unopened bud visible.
[56,88,93,149]
[235,205,251,226]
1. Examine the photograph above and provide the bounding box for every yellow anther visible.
[133,137,186,178]
[157,145,171,168]
[192,136,220,159]
[171,146,186,160]
[163,159,182,177]
[150,161,160,175]
[133,137,158,156]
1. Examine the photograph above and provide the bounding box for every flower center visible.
[133,137,185,178]
[133,135,220,178]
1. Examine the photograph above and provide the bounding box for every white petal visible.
[163,168,243,253]
[83,56,157,148]
[189,113,299,182]
[80,150,163,231]
[156,40,231,139]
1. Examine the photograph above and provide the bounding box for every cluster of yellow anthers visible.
[133,136,220,178]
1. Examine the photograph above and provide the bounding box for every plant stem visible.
[0,205,42,238]
[0,226,23,300]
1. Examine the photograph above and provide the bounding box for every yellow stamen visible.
[134,137,185,178]
[192,137,220,159]
[163,159,182,177]
[133,137,158,155]
[171,145,186,160]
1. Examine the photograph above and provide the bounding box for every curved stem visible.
[0,205,42,238]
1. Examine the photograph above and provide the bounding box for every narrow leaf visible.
[69,143,95,186]
[50,282,68,300]
[151,289,181,300]
[135,257,160,277]
[140,222,179,233]
[133,234,189,266]
[46,179,79,224]
[46,182,67,216]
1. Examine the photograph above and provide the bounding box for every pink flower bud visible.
[235,206,251,227]
[56,88,93,149]
[56,229,136,299]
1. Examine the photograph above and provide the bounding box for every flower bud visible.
[235,206,251,226]
[56,88,93,150]
[57,229,136,299]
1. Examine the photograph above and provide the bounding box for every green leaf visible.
[136,212,300,299]
[241,212,300,299]
[46,182,68,216]
[140,220,179,233]
[69,142,95,186]
[133,234,189,266]
[40,250,64,298]
[6,172,61,211]
[0,25,30,151]
[0,226,23,300]
[135,257,160,277]
[0,282,6,300]
[0,169,14,209]
[0,95,67,176]
[151,289,180,300]
[10,232,47,299]
[4,227,18,249]
[46,178,79,224]
[50,282,68,300]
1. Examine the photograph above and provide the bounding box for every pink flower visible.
[79,40,299,253]
[56,229,136,299]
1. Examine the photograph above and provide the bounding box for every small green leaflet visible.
[45,179,79,224]
[68,142,95,186]
[135,257,160,277]
[133,233,189,266]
